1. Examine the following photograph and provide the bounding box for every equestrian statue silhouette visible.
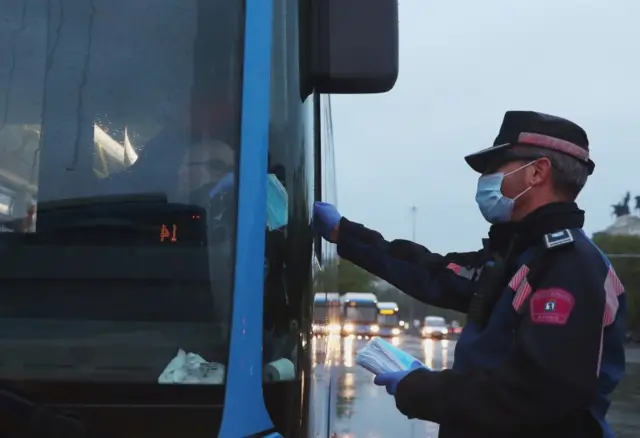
[612,191,631,218]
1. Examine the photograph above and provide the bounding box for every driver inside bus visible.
[176,130,292,367]
[175,129,288,232]
[176,133,235,206]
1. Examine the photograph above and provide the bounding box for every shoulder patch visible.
[543,229,574,249]
[529,288,575,325]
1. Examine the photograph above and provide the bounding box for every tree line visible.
[592,233,640,339]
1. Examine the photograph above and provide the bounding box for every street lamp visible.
[409,206,418,327]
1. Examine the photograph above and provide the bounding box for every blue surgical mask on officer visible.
[475,161,535,224]
[266,174,288,231]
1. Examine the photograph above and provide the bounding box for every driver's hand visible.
[208,172,234,198]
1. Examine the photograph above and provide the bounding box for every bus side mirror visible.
[310,0,399,94]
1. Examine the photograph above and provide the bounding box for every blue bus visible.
[376,301,402,338]
[312,293,341,335]
[341,292,380,338]
[0,0,397,436]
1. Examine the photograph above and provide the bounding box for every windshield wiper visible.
[0,386,86,437]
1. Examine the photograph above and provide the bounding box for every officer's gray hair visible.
[517,146,589,200]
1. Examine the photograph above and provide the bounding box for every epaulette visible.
[543,229,574,249]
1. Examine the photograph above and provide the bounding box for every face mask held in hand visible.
[266,174,288,231]
[475,161,535,224]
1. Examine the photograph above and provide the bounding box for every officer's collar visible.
[487,202,585,254]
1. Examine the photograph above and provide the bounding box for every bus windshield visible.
[313,301,331,324]
[344,305,377,324]
[378,313,398,327]
[0,0,243,385]
[313,293,339,323]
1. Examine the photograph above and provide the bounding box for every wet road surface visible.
[313,336,640,438]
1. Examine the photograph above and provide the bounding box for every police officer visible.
[313,111,627,438]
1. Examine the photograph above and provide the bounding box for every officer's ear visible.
[530,157,553,186]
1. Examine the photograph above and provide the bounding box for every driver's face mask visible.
[266,174,288,231]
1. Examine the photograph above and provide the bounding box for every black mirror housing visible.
[310,0,399,94]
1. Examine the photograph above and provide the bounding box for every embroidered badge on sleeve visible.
[529,288,575,325]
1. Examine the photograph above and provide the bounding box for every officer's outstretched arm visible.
[391,249,616,428]
[336,217,481,313]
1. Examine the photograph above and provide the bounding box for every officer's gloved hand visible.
[313,202,341,243]
[373,361,427,395]
[209,172,235,198]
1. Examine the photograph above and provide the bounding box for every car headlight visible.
[343,324,354,333]
[391,328,401,335]
[370,325,379,333]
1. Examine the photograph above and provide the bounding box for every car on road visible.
[449,320,462,335]
[421,316,448,339]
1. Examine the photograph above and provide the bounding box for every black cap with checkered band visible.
[465,111,594,175]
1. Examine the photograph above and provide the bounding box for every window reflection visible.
[0,0,244,385]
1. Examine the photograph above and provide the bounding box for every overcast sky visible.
[331,0,640,254]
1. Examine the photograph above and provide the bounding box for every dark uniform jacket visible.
[336,202,626,438]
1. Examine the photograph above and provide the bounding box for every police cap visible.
[464,111,594,175]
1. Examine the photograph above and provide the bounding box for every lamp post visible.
[410,206,417,241]
[409,206,418,328]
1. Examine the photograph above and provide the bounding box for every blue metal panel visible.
[218,0,274,436]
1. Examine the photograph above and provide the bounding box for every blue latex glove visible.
[313,202,342,242]
[209,172,235,198]
[374,361,425,395]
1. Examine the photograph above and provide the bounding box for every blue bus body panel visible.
[218,0,274,436]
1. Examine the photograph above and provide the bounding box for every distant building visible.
[602,215,640,237]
